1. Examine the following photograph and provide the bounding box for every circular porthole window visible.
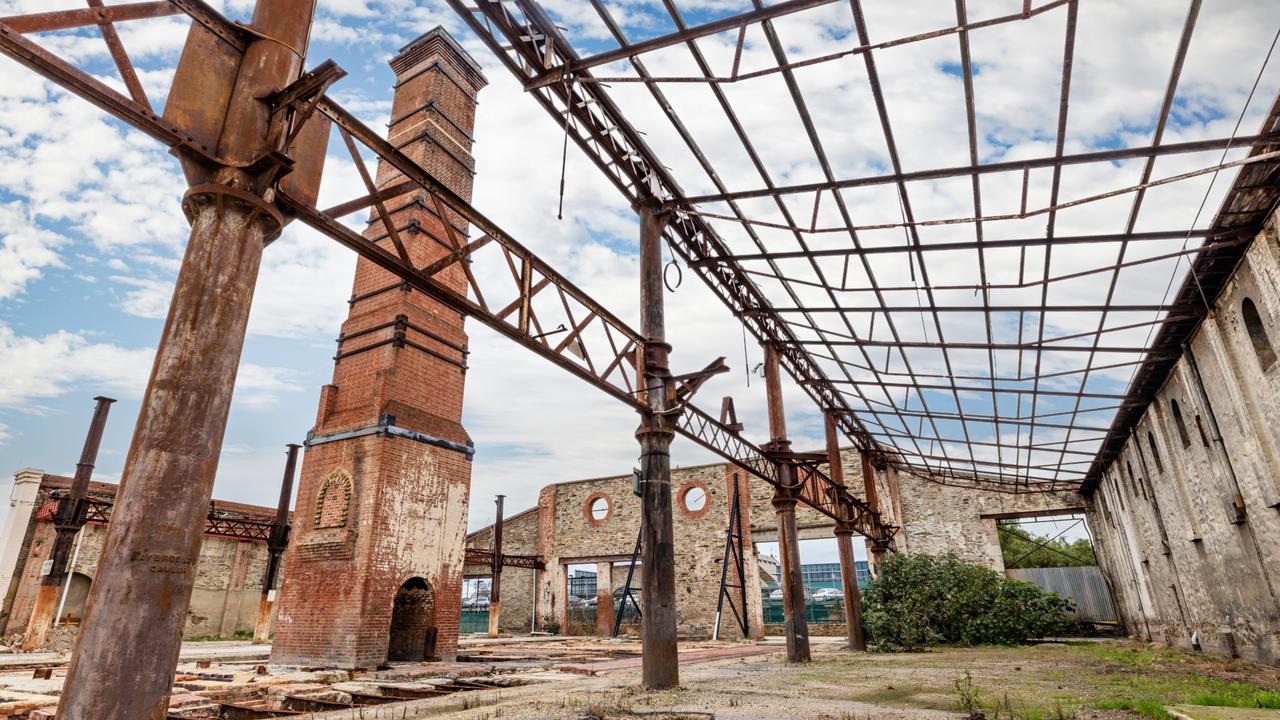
[678,481,711,518]
[584,493,612,526]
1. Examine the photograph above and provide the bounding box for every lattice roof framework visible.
[449,0,1280,493]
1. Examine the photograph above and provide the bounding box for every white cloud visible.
[0,202,67,299]
[0,324,301,411]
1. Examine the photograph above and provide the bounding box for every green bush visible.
[862,553,1074,651]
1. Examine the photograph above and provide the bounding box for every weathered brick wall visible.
[1091,220,1280,666]
[271,27,484,669]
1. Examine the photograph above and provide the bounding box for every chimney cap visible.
[391,26,487,89]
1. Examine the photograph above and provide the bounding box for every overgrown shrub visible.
[862,553,1074,651]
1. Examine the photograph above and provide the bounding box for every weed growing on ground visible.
[955,670,983,719]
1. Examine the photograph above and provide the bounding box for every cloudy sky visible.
[0,0,1276,554]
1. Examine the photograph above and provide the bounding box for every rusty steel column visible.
[254,443,299,645]
[764,344,810,663]
[860,450,887,572]
[57,3,314,717]
[488,494,505,638]
[824,412,866,651]
[636,199,679,689]
[22,396,114,652]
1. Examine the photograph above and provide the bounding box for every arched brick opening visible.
[387,577,436,662]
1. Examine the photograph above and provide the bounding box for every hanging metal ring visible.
[664,257,682,292]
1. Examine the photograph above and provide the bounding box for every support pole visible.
[254,443,299,644]
[22,396,114,652]
[635,199,679,689]
[488,494,505,637]
[764,344,810,663]
[57,3,314,716]
[861,450,888,572]
[825,412,866,651]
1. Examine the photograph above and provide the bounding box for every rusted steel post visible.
[860,450,887,572]
[764,344,810,662]
[824,412,865,651]
[635,199,679,689]
[57,3,314,717]
[22,396,114,651]
[487,494,505,637]
[254,443,299,645]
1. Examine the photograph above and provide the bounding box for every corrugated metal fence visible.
[1007,566,1118,623]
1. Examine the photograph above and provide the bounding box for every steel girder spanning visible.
[0,1,894,543]
[463,548,546,571]
[450,0,1280,493]
[446,0,886,469]
[36,494,277,543]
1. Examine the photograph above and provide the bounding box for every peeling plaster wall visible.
[2,475,280,640]
[1091,223,1280,666]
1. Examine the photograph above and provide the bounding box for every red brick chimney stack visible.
[270,27,487,668]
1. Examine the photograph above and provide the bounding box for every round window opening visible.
[682,485,707,513]
[589,496,610,521]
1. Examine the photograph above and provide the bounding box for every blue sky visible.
[1,0,1278,539]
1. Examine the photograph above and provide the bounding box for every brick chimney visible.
[270,27,487,668]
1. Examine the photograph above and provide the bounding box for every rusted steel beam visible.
[56,1,316,716]
[636,200,679,689]
[22,396,115,652]
[1,1,179,34]
[679,132,1280,205]
[448,0,885,473]
[254,443,299,645]
[701,229,1217,262]
[523,0,840,90]
[463,548,545,571]
[487,494,504,638]
[0,19,224,164]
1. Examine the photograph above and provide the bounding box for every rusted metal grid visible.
[37,492,277,542]
[447,0,1280,493]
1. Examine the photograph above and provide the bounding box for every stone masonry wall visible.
[472,462,764,641]
[1090,220,1280,666]
[463,508,538,634]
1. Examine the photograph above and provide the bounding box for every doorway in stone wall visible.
[387,577,436,661]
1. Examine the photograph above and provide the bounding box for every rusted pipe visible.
[487,494,504,638]
[22,395,114,652]
[254,443,299,644]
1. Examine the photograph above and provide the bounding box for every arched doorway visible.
[387,577,435,661]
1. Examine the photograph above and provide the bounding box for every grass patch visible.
[1095,698,1172,720]
[1187,689,1280,709]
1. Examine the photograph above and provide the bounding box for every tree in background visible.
[998,523,1096,569]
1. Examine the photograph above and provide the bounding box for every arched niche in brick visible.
[315,468,353,529]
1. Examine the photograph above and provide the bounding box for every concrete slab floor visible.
[265,638,1278,720]
[2,638,1277,718]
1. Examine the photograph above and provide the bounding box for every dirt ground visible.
[426,638,1280,720]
